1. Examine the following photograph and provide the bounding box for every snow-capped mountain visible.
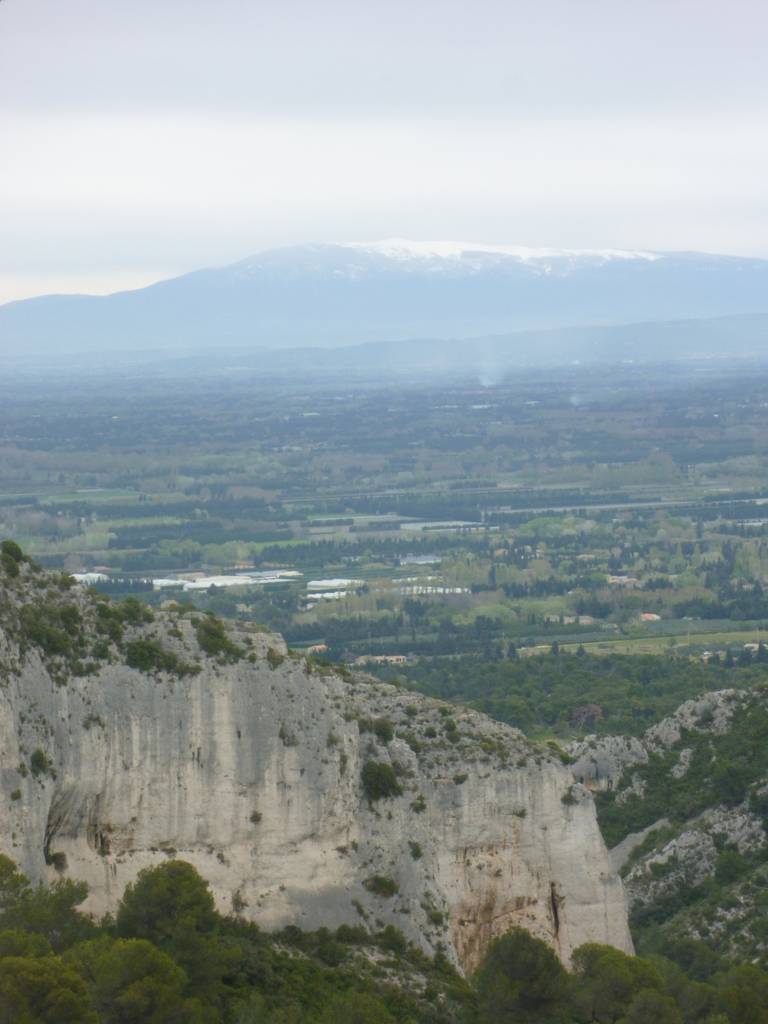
[229,239,663,281]
[340,238,661,266]
[2,241,768,356]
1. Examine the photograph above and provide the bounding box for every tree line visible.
[0,855,766,1023]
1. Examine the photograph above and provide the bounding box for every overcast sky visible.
[1,0,767,302]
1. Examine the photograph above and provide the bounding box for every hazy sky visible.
[2,0,767,302]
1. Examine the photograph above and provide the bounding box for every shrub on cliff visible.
[124,639,195,677]
[194,614,243,662]
[361,760,403,803]
[358,717,396,744]
[362,876,399,898]
[116,597,154,626]
[19,603,80,659]
[1,539,25,578]
[30,749,54,779]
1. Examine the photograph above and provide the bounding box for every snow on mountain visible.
[1,240,767,357]
[231,239,664,281]
[339,238,662,264]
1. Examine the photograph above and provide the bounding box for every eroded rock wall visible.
[0,579,632,972]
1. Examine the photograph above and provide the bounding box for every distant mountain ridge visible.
[5,313,768,378]
[222,312,768,375]
[2,240,768,356]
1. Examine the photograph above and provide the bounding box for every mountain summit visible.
[2,241,768,356]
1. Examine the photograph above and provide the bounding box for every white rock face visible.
[567,735,649,793]
[644,690,743,750]
[567,690,747,795]
[0,581,632,973]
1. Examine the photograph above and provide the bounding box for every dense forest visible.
[375,651,768,737]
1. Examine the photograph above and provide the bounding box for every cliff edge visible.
[0,557,632,972]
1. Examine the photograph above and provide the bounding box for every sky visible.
[1,0,767,303]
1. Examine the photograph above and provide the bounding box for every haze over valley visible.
[2,2,768,1022]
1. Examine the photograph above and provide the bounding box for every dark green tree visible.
[473,928,571,1023]
[0,955,97,1024]
[0,857,30,916]
[317,990,396,1024]
[619,988,683,1024]
[115,860,224,1007]
[0,931,52,959]
[714,964,768,1024]
[0,856,94,952]
[572,944,663,1023]
[67,935,207,1024]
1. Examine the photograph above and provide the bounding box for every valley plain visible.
[5,357,768,669]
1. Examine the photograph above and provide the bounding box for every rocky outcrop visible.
[0,565,632,972]
[567,690,747,795]
[622,805,766,904]
[567,685,768,966]
[567,735,648,794]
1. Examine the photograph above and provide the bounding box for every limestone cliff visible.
[0,562,632,972]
